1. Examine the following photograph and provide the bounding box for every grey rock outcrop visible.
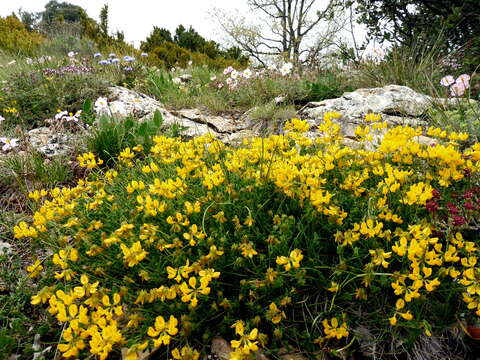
[28,127,75,158]
[298,85,433,133]
[104,85,443,147]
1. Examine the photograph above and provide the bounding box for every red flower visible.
[426,200,439,213]
[446,202,459,215]
[452,215,466,226]
[464,201,475,211]
[463,189,474,199]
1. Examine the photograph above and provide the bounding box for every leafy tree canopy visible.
[141,27,173,53]
[353,0,479,48]
[41,0,87,25]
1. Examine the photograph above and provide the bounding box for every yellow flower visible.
[179,277,211,307]
[120,242,148,267]
[327,281,339,292]
[76,152,103,168]
[239,242,258,258]
[171,346,200,360]
[89,324,124,359]
[365,113,382,122]
[276,249,303,271]
[354,288,367,300]
[26,259,43,279]
[400,182,434,206]
[369,249,392,268]
[322,317,349,340]
[147,315,178,347]
[31,286,54,305]
[399,311,413,320]
[230,320,260,355]
[284,118,310,132]
[244,215,254,227]
[199,268,221,282]
[13,221,38,239]
[266,302,286,324]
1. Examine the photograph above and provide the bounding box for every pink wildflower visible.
[450,82,466,97]
[440,75,455,87]
[456,74,471,88]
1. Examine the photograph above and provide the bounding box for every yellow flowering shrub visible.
[19,113,480,358]
[0,15,44,55]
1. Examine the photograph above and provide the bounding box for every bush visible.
[428,102,480,143]
[87,110,164,166]
[149,42,246,70]
[16,113,480,359]
[38,23,98,58]
[353,40,444,96]
[305,70,355,102]
[0,15,44,56]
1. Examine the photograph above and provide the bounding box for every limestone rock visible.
[298,85,435,129]
[107,86,164,118]
[105,87,220,138]
[27,127,75,158]
[413,135,438,146]
[102,85,440,149]
[173,109,245,134]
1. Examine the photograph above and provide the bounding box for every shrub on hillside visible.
[17,113,480,359]
[149,42,246,70]
[0,15,44,55]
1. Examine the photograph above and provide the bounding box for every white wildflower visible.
[279,62,293,76]
[1,137,19,152]
[94,97,109,115]
[242,68,252,79]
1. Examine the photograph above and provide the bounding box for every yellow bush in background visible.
[0,15,44,55]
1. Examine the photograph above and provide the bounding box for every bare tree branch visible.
[214,0,346,65]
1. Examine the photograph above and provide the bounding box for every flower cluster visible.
[215,62,294,91]
[96,53,137,71]
[19,112,480,359]
[55,109,82,125]
[42,64,92,77]
[440,74,471,97]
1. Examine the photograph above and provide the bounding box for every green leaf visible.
[153,109,164,128]
[98,115,110,129]
[83,99,92,113]
[137,122,148,137]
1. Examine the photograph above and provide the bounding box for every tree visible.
[41,0,86,26]
[17,7,40,31]
[353,0,480,57]
[141,26,173,53]
[115,30,125,43]
[215,0,345,65]
[99,4,109,36]
[174,25,207,53]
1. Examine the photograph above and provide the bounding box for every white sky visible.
[0,0,250,47]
